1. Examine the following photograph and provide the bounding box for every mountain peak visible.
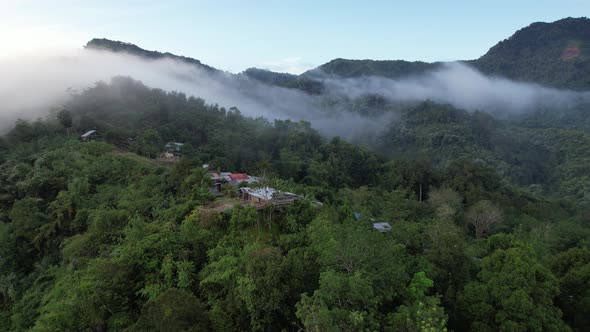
[85,38,219,73]
[475,17,590,89]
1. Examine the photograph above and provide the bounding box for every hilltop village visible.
[79,131,392,230]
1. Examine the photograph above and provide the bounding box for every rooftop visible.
[373,222,392,232]
[240,186,299,201]
[229,173,250,180]
[165,142,184,147]
[80,130,97,138]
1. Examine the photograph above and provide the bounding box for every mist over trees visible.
[0,75,589,331]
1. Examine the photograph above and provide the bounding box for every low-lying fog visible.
[0,47,586,136]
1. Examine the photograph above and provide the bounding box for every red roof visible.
[229,173,249,180]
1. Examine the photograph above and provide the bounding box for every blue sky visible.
[1,1,588,73]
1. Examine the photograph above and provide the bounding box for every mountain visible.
[305,17,590,90]
[86,39,325,94]
[86,17,590,91]
[473,17,590,90]
[85,38,221,74]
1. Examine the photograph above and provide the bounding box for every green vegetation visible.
[1,75,589,331]
[242,68,325,95]
[373,100,590,208]
[304,17,590,90]
[306,58,439,79]
[86,38,220,74]
[474,17,590,90]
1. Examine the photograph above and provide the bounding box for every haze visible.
[1,46,586,137]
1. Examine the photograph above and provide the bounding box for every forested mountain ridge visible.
[88,17,590,91]
[86,38,221,74]
[473,17,590,89]
[305,58,440,79]
[86,39,325,94]
[307,17,590,89]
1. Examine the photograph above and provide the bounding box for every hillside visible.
[242,68,325,94]
[304,58,440,79]
[473,17,590,89]
[2,77,589,331]
[86,38,221,74]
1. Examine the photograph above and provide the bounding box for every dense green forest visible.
[473,17,590,90]
[1,75,589,331]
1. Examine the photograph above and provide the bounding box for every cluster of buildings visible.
[206,167,390,230]
[78,133,391,231]
[206,166,300,206]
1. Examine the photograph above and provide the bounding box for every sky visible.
[1,1,589,74]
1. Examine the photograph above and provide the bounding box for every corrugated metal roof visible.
[248,187,277,200]
[165,142,184,147]
[229,173,249,180]
[239,186,299,201]
[80,130,97,138]
[373,222,392,232]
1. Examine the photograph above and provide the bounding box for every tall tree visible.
[57,110,73,136]
[465,200,503,238]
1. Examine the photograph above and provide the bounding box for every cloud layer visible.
[0,49,391,137]
[321,62,581,114]
[0,48,586,136]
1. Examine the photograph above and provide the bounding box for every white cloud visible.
[0,47,392,138]
[322,62,578,113]
[257,57,315,74]
[0,24,88,58]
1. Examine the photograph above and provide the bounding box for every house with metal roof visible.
[372,222,392,233]
[79,130,100,142]
[238,186,300,206]
[165,142,184,156]
[220,173,259,185]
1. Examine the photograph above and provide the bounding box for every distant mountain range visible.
[86,17,590,91]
